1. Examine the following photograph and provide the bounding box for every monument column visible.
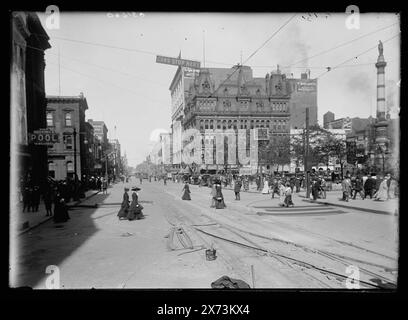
[374,40,389,172]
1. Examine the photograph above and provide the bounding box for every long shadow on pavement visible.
[12,193,111,288]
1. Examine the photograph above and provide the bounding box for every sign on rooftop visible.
[156,55,201,69]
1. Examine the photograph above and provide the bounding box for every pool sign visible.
[29,129,59,145]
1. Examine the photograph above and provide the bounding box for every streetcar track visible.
[163,187,397,289]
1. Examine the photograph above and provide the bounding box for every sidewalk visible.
[299,191,399,215]
[11,189,101,236]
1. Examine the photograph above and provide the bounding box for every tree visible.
[290,131,305,169]
[268,135,291,172]
[321,134,347,178]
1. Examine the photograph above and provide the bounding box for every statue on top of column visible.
[378,40,383,56]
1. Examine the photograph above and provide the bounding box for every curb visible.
[222,187,260,194]
[18,190,101,236]
[300,198,398,215]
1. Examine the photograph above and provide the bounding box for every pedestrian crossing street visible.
[254,204,347,217]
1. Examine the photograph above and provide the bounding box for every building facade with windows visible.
[323,111,335,129]
[11,12,51,196]
[87,119,109,147]
[168,55,198,166]
[287,72,318,129]
[46,94,88,180]
[182,65,291,170]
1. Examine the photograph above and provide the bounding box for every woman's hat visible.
[131,187,141,191]
[124,187,129,191]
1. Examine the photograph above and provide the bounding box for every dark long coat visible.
[117,191,130,218]
[53,196,70,223]
[127,192,144,220]
[182,184,191,200]
[214,184,226,209]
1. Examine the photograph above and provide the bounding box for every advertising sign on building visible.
[156,55,201,69]
[183,67,200,78]
[297,81,317,92]
[29,129,59,145]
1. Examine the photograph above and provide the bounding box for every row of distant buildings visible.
[46,95,125,181]
[11,12,127,197]
[149,45,398,175]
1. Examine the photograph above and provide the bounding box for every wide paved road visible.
[10,177,398,289]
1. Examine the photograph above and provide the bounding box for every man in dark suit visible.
[364,174,375,199]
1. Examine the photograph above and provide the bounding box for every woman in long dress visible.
[214,183,226,209]
[374,177,389,201]
[388,175,397,199]
[53,193,70,223]
[210,183,217,208]
[117,187,130,219]
[278,181,286,207]
[262,179,270,194]
[182,182,191,200]
[127,190,144,220]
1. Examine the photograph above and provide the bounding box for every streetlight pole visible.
[73,127,79,200]
[73,128,77,182]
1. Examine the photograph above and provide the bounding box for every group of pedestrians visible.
[117,187,145,221]
[341,172,398,202]
[179,178,227,209]
[22,186,41,213]
[264,179,295,207]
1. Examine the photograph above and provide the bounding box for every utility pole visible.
[73,127,79,200]
[305,107,310,198]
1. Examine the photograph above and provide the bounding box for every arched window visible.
[64,135,73,150]
[47,111,54,127]
[66,161,74,173]
[48,161,55,178]
[65,112,72,126]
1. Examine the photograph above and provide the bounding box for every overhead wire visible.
[31,32,232,67]
[45,59,169,105]
[26,43,169,88]
[315,33,400,79]
[207,14,298,98]
[282,21,399,69]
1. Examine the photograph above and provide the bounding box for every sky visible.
[36,12,400,167]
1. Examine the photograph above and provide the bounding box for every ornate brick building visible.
[181,64,291,170]
[184,65,291,133]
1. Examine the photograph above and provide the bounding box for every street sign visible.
[156,55,201,69]
[29,129,59,145]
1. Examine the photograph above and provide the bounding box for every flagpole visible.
[58,44,61,95]
[203,30,206,68]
